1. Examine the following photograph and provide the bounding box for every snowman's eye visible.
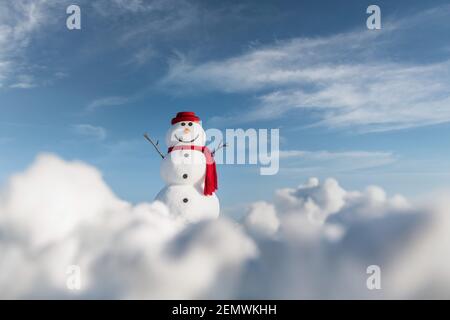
[181,122,186,126]
[188,122,193,126]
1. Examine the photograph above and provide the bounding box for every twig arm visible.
[143,133,165,159]
[211,140,227,157]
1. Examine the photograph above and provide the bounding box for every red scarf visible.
[167,145,218,196]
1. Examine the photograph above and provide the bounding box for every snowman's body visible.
[155,113,220,222]
[156,185,219,222]
[160,148,206,185]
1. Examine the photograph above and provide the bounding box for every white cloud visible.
[94,0,166,14]
[93,0,200,44]
[9,74,37,89]
[124,46,157,66]
[244,201,279,237]
[239,178,450,299]
[0,154,256,298]
[162,6,450,132]
[280,150,396,172]
[274,177,347,225]
[0,0,56,88]
[86,96,130,112]
[1,154,450,299]
[72,124,107,141]
[106,0,153,13]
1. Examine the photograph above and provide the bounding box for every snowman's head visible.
[165,112,206,147]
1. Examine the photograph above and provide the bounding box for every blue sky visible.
[1,0,450,211]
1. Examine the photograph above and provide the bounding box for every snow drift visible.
[0,154,449,299]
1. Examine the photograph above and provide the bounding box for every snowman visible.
[146,112,220,222]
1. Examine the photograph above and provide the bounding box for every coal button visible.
[183,174,188,179]
[183,198,189,203]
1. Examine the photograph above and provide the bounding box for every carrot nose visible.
[183,127,191,134]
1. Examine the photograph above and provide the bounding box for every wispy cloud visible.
[280,149,396,172]
[72,124,107,141]
[9,74,37,89]
[280,150,394,160]
[124,46,157,66]
[93,0,200,45]
[0,0,66,89]
[162,5,450,132]
[100,0,154,13]
[86,96,130,112]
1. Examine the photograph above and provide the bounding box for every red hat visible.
[171,111,201,125]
